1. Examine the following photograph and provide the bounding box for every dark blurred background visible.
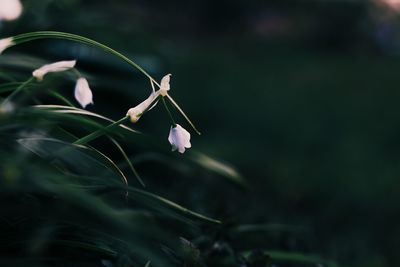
[2,0,400,266]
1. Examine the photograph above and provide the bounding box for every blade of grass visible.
[73,116,129,145]
[47,91,77,107]
[33,105,139,134]
[125,187,221,225]
[17,137,129,192]
[0,82,30,93]
[187,151,247,187]
[9,31,160,88]
[1,77,35,105]
[109,136,145,188]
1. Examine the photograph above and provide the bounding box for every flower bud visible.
[74,77,93,108]
[32,60,76,81]
[126,91,159,123]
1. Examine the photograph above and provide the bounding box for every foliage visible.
[0,30,340,267]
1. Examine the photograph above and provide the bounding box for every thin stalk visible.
[109,136,145,188]
[5,31,201,132]
[10,31,160,87]
[74,116,129,145]
[166,94,201,135]
[1,76,35,105]
[72,68,82,78]
[48,91,76,107]
[162,97,177,126]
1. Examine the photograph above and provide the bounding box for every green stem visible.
[5,31,202,133]
[72,68,82,78]
[10,31,160,87]
[74,116,129,145]
[166,94,201,135]
[1,76,35,105]
[162,97,176,126]
[48,91,76,107]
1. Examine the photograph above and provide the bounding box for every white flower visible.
[168,124,191,153]
[0,37,14,54]
[74,78,93,108]
[126,91,160,123]
[0,0,23,21]
[32,60,76,81]
[159,74,171,96]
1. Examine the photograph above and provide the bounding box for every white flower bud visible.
[32,60,76,81]
[74,78,93,108]
[126,91,159,123]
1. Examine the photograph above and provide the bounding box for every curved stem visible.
[1,76,35,105]
[10,31,160,87]
[48,91,76,107]
[74,116,129,145]
[162,97,177,126]
[166,94,201,135]
[6,31,201,134]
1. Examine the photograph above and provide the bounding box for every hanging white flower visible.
[0,0,23,21]
[0,37,14,54]
[32,60,76,81]
[74,77,93,108]
[159,74,171,96]
[126,91,160,123]
[168,124,191,153]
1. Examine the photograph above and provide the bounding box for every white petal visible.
[32,60,76,81]
[168,124,191,153]
[0,0,23,21]
[74,78,93,108]
[159,74,171,96]
[126,91,160,123]
[0,37,14,54]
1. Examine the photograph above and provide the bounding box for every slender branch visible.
[161,97,177,126]
[74,116,129,145]
[10,31,160,87]
[1,76,35,105]
[166,94,201,135]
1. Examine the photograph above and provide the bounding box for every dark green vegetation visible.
[1,0,400,266]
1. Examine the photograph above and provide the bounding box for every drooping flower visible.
[159,74,171,96]
[168,124,191,153]
[74,77,93,108]
[0,0,23,21]
[32,60,76,81]
[126,91,160,123]
[0,37,14,54]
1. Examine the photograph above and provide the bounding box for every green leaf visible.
[188,151,247,187]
